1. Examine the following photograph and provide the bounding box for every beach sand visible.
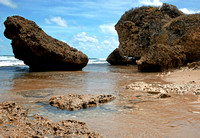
[164,69,200,85]
[0,65,200,137]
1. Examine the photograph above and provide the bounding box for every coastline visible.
[0,64,200,137]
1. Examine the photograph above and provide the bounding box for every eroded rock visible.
[49,94,116,111]
[4,16,88,71]
[187,60,200,70]
[106,48,137,65]
[115,3,200,71]
[136,44,186,71]
[0,101,100,138]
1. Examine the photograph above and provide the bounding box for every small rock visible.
[158,93,171,98]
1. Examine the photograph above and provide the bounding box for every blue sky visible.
[0,0,200,58]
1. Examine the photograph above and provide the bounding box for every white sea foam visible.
[0,56,25,67]
[88,58,108,64]
[0,56,108,67]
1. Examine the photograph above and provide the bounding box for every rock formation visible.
[187,60,200,70]
[0,101,100,137]
[106,48,137,65]
[49,94,116,111]
[115,3,200,71]
[4,16,88,71]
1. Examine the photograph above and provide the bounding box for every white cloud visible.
[99,24,117,36]
[180,8,200,14]
[45,18,51,24]
[73,32,99,44]
[101,38,119,51]
[0,0,17,8]
[139,0,163,6]
[49,16,67,27]
[69,32,119,58]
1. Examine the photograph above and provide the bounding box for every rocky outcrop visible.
[49,94,116,111]
[0,101,100,137]
[4,16,88,71]
[115,3,200,71]
[106,48,137,65]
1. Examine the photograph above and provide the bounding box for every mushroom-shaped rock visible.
[4,16,88,71]
[115,3,200,71]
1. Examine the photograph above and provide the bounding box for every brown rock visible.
[106,48,137,65]
[137,44,186,71]
[115,4,183,58]
[158,93,171,98]
[115,3,200,71]
[0,101,100,137]
[49,94,116,111]
[187,60,200,70]
[4,16,88,71]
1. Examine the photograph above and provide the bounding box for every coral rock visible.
[106,48,137,65]
[49,94,116,111]
[115,3,200,71]
[4,16,88,71]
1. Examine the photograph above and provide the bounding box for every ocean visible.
[0,54,144,137]
[0,55,108,67]
[0,55,25,67]
[1,55,197,137]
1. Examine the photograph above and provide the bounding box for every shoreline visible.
[0,65,200,137]
[163,68,200,85]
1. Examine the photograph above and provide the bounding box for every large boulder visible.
[115,3,200,71]
[106,48,137,65]
[4,16,88,71]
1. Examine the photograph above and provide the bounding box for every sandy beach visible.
[164,69,200,85]
[0,63,200,137]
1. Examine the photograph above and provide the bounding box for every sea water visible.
[0,55,25,67]
[0,55,199,137]
[0,55,108,67]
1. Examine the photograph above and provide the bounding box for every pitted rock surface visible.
[115,3,200,71]
[0,101,100,138]
[4,16,88,71]
[49,94,116,111]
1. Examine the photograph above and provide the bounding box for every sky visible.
[0,0,200,58]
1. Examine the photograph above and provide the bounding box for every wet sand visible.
[0,64,200,137]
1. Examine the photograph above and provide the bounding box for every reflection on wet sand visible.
[0,65,200,137]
